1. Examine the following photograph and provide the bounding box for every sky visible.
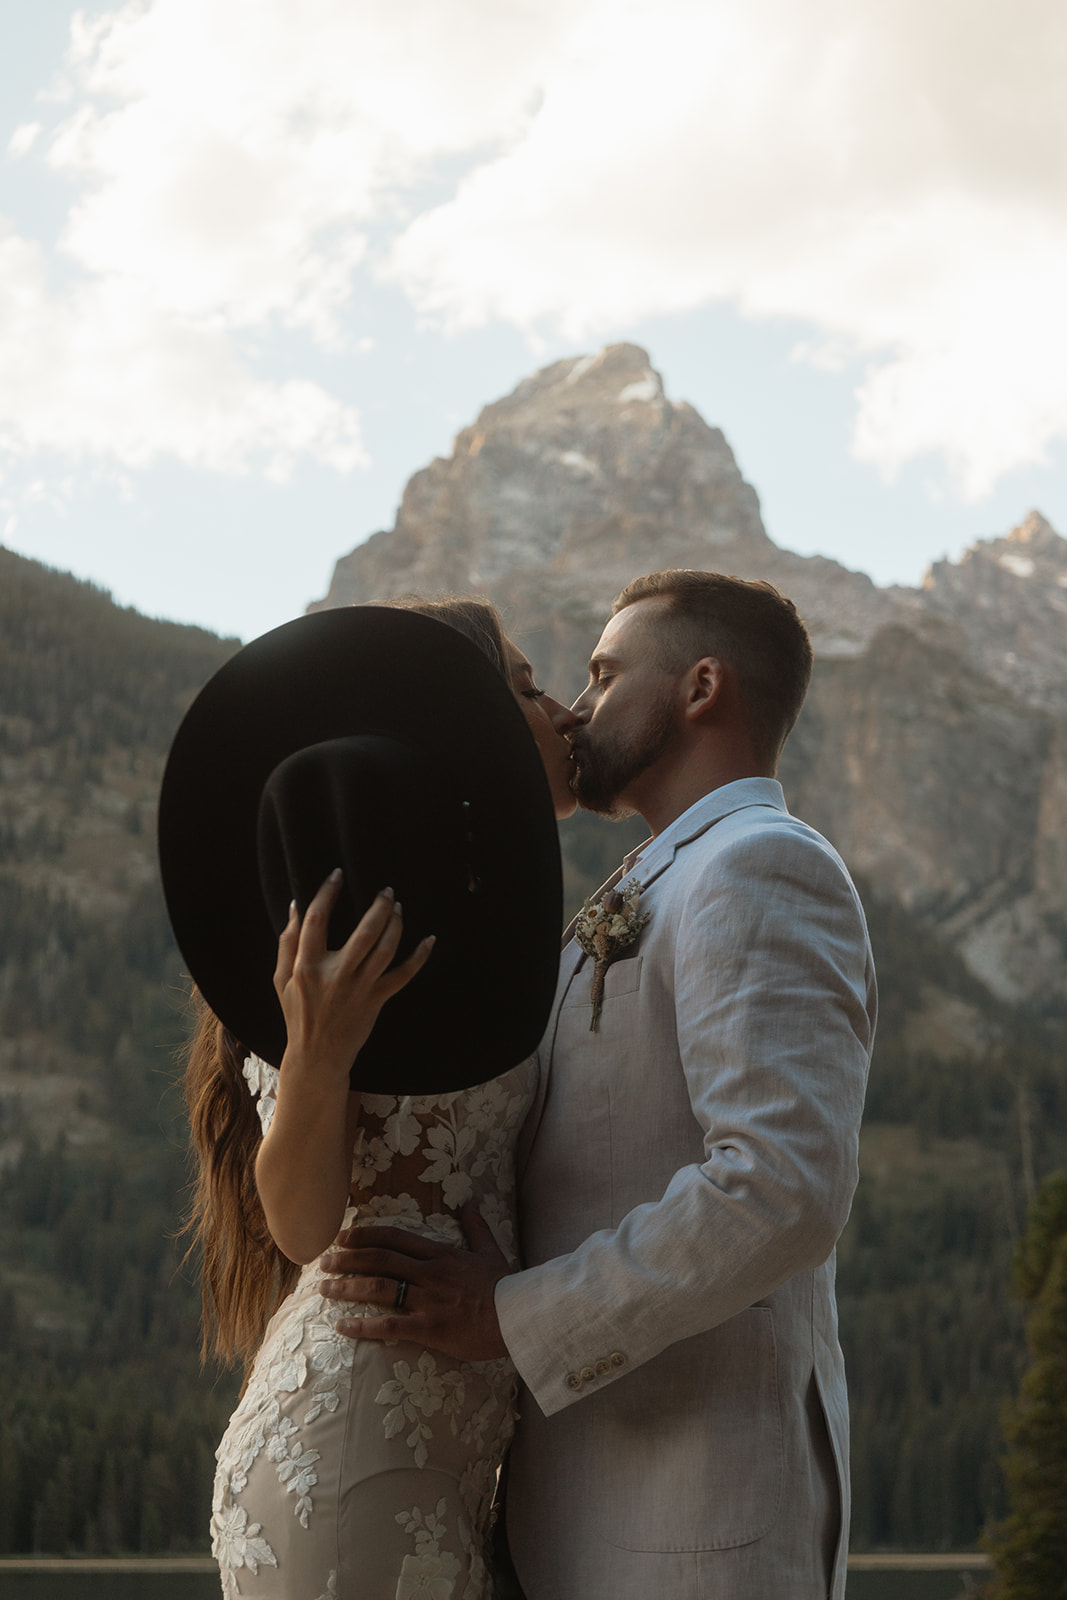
[2,0,1066,643]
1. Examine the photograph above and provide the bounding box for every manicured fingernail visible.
[424,935,436,950]
[394,900,402,916]
[381,886,394,900]
[288,898,297,918]
[329,867,343,884]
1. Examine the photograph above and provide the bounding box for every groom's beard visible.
[571,694,676,820]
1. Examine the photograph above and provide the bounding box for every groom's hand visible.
[318,1204,511,1361]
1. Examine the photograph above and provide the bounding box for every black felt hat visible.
[157,606,562,1094]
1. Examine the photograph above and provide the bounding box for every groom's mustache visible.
[566,732,591,769]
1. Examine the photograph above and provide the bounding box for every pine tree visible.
[985,1170,1067,1597]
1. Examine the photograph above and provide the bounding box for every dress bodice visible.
[243,1055,538,1262]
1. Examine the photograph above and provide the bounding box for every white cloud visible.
[0,218,365,479]
[8,123,42,158]
[3,0,1065,496]
[386,0,1067,498]
[50,0,572,340]
[0,0,576,485]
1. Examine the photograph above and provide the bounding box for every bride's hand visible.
[273,871,435,1076]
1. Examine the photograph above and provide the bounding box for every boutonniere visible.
[574,877,649,1032]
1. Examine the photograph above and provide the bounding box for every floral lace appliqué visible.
[211,1499,277,1591]
[395,1500,464,1599]
[214,1056,536,1600]
[242,1053,279,1135]
[376,1351,465,1469]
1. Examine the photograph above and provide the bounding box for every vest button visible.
[565,1372,582,1391]
[610,1350,626,1367]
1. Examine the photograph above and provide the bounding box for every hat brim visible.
[158,607,562,1094]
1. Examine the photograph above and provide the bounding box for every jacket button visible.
[595,1359,611,1376]
[565,1372,582,1391]
[580,1366,596,1383]
[610,1350,626,1367]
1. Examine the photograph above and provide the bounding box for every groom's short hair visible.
[612,570,813,768]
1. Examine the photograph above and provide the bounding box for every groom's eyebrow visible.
[587,652,620,679]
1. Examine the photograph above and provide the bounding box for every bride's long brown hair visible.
[181,596,513,1368]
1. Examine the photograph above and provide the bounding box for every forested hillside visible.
[1,545,1064,1553]
[0,549,240,1552]
[836,895,1065,1549]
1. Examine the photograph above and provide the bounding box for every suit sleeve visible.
[495,822,875,1417]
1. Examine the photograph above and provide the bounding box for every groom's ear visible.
[682,656,725,722]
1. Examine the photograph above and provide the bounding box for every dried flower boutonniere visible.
[574,877,649,1031]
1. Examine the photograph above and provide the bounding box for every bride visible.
[164,598,578,1600]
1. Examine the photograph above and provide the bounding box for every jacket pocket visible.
[590,1307,783,1551]
[560,954,643,1008]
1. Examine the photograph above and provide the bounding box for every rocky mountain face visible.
[316,343,1067,1010]
[916,510,1067,720]
[316,343,898,683]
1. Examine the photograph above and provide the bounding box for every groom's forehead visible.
[590,599,665,664]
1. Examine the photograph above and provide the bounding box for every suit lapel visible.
[518,782,787,1180]
[519,848,649,1177]
[559,858,635,947]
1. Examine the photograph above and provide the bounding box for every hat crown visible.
[256,735,467,959]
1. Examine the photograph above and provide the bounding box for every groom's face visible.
[569,600,680,819]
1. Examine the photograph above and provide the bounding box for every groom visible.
[322,571,876,1599]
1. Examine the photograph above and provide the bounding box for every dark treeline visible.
[0,550,241,1555]
[0,1135,237,1554]
[0,546,238,754]
[0,876,181,1110]
[0,872,240,1556]
[841,887,1066,1551]
[984,1171,1067,1593]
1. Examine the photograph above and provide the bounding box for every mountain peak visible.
[314,346,1066,714]
[488,342,665,419]
[1006,508,1061,554]
[924,508,1067,587]
[920,509,1067,718]
[315,342,773,622]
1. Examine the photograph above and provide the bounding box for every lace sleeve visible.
[242,1053,280,1136]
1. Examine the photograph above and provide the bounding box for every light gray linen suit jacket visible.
[495,778,876,1600]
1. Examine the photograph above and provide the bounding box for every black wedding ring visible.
[394,1279,410,1312]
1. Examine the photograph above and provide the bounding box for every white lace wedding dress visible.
[210,1054,537,1600]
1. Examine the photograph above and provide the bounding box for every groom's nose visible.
[569,686,593,721]
[546,697,582,735]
